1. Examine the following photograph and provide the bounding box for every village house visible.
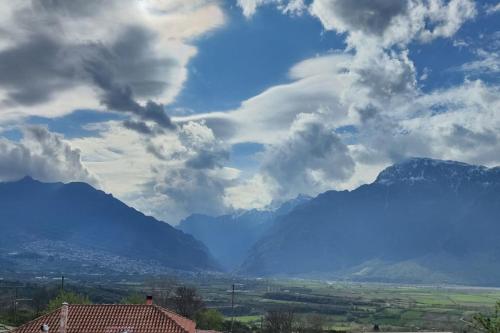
[10,297,216,333]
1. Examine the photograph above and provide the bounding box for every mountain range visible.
[0,177,218,277]
[2,158,500,286]
[178,195,310,270]
[240,158,500,285]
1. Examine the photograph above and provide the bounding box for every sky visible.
[0,0,499,223]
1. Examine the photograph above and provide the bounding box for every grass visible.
[3,274,499,332]
[191,276,500,332]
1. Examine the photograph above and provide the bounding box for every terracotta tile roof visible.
[11,305,196,333]
[156,308,195,333]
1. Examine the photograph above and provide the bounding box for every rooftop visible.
[10,304,196,333]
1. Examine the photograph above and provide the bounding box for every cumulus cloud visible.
[0,126,98,185]
[310,0,408,36]
[69,120,237,222]
[353,80,500,167]
[148,121,236,220]
[203,0,485,209]
[260,113,355,199]
[239,0,476,47]
[0,0,224,122]
[237,0,306,17]
[310,0,476,46]
[0,0,489,223]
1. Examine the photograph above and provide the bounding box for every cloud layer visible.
[1,0,498,223]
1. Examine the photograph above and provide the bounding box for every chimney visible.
[59,303,68,333]
[146,295,153,305]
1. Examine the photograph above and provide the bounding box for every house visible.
[10,297,209,333]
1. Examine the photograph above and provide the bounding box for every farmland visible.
[1,274,499,332]
[189,276,500,332]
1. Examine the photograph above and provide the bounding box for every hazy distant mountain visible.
[178,195,310,270]
[241,158,500,285]
[0,177,219,277]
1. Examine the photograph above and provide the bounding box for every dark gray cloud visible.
[123,120,156,135]
[0,126,98,185]
[357,104,381,123]
[314,0,408,35]
[446,124,498,150]
[0,33,78,106]
[0,1,176,130]
[78,29,176,130]
[33,0,106,18]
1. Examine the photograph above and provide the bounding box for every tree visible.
[121,293,145,305]
[222,320,253,333]
[473,301,500,333]
[171,286,204,319]
[46,291,91,312]
[295,314,325,333]
[32,287,51,315]
[264,310,294,333]
[195,308,224,331]
[145,277,177,307]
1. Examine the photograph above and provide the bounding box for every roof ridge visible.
[11,303,196,333]
[67,304,154,306]
[10,307,62,333]
[153,305,195,333]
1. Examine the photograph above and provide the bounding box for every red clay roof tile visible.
[10,305,196,333]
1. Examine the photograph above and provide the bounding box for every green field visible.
[2,275,499,332]
[189,276,500,332]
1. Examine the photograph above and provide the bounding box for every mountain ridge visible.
[0,177,220,277]
[178,195,311,270]
[240,158,500,285]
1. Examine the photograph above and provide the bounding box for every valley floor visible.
[192,277,500,332]
[2,274,499,332]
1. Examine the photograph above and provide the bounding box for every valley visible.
[1,275,499,332]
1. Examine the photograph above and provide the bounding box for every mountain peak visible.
[16,175,40,184]
[375,157,495,186]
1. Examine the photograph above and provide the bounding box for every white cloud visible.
[237,0,306,17]
[0,126,98,185]
[237,0,269,17]
[459,49,500,75]
[259,112,355,199]
[0,0,225,122]
[310,0,476,47]
[486,2,500,15]
[182,0,488,210]
[0,0,491,223]
[69,120,239,223]
[175,53,355,144]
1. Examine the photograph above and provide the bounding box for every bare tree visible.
[145,277,177,307]
[264,310,294,333]
[294,314,325,333]
[171,286,204,319]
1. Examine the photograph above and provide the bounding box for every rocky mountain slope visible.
[241,158,500,285]
[0,177,219,277]
[178,195,310,269]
